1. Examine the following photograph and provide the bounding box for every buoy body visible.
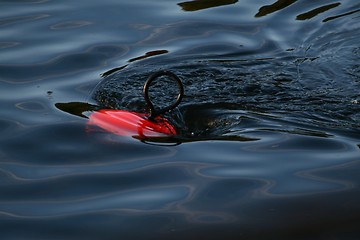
[88,109,176,138]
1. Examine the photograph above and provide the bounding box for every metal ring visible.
[143,70,184,119]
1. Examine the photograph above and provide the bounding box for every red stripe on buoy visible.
[88,109,176,138]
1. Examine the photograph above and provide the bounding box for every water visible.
[1,0,360,239]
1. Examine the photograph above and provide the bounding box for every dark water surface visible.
[1,0,360,239]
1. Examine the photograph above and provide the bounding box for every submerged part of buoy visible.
[88,109,176,138]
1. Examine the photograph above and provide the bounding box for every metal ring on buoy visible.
[143,70,184,120]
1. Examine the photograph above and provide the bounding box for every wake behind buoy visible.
[88,70,183,138]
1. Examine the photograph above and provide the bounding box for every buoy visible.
[87,70,183,138]
[88,109,176,137]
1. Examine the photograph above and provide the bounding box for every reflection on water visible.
[178,0,238,12]
[255,0,298,17]
[323,8,360,22]
[296,2,341,21]
[50,20,93,30]
[55,102,98,118]
[0,45,128,83]
[254,0,359,23]
[0,121,358,239]
[129,50,168,63]
[1,0,360,239]
[0,14,49,27]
